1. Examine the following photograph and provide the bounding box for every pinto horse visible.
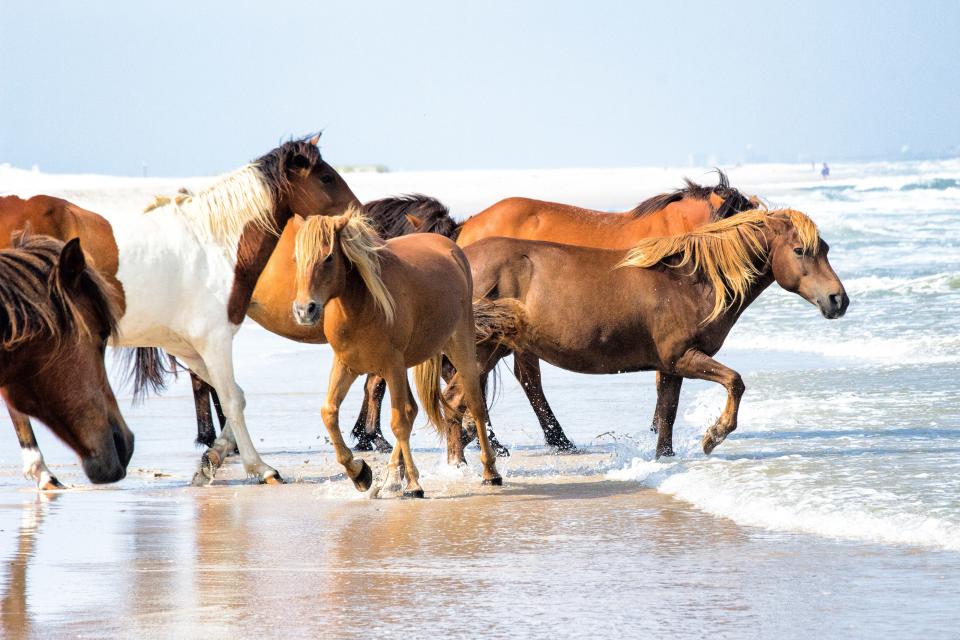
[443,208,848,464]
[3,135,360,486]
[291,210,501,495]
[0,234,133,484]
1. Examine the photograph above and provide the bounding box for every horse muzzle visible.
[82,420,134,484]
[818,290,849,319]
[292,300,322,326]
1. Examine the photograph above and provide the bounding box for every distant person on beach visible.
[821,162,830,179]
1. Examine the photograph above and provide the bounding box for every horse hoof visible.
[190,470,212,487]
[40,477,65,491]
[701,436,718,455]
[352,460,373,492]
[373,438,394,454]
[656,448,676,459]
[261,471,284,485]
[482,476,503,486]
[353,440,374,452]
[402,489,425,499]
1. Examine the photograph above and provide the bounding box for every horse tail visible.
[117,347,178,403]
[413,353,459,438]
[473,297,525,349]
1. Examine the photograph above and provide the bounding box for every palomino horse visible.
[443,208,848,464]
[4,135,360,486]
[292,210,501,495]
[0,234,133,483]
[452,171,760,452]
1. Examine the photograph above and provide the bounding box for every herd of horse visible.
[0,135,849,497]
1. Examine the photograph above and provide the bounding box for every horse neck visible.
[711,233,778,327]
[225,206,292,324]
[626,199,714,236]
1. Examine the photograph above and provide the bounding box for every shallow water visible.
[1,159,959,635]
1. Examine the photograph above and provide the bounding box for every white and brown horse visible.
[3,135,359,486]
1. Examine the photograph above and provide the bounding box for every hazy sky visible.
[2,1,958,175]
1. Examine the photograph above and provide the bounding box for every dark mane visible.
[630,170,755,220]
[362,194,458,239]
[254,135,323,203]
[0,234,119,350]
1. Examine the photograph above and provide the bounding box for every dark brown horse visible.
[455,171,760,452]
[444,208,848,464]
[0,234,132,484]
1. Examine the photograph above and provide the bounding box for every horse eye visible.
[320,174,334,184]
[323,253,333,263]
[793,247,804,256]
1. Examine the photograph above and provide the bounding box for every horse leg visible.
[382,366,423,497]
[320,357,371,491]
[7,404,63,490]
[350,376,392,453]
[671,350,744,455]
[445,323,502,485]
[206,385,237,455]
[189,336,281,485]
[513,352,577,452]
[190,372,218,448]
[652,372,683,458]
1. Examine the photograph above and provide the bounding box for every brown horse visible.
[0,234,133,484]
[443,208,848,464]
[453,171,760,451]
[292,209,501,495]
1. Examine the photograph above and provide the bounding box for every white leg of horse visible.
[21,447,61,490]
[189,337,281,486]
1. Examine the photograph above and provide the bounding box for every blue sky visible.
[1,1,958,175]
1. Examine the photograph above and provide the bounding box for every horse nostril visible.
[306,301,317,315]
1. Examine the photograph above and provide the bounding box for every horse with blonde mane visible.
[292,209,502,496]
[0,234,133,484]
[443,208,849,463]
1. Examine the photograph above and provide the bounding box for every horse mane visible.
[0,233,119,350]
[363,194,458,239]
[618,208,819,321]
[143,137,324,246]
[630,170,756,220]
[295,208,397,325]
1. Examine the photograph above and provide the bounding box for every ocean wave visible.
[723,331,960,365]
[609,456,960,552]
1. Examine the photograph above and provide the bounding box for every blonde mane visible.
[618,208,819,321]
[143,164,277,247]
[295,208,397,325]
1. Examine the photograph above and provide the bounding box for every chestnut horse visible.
[191,194,458,453]
[454,171,760,452]
[443,208,848,464]
[3,135,360,487]
[0,234,133,483]
[292,210,501,495]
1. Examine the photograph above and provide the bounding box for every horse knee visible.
[728,375,745,398]
[321,403,339,425]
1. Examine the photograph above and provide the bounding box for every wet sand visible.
[2,448,959,638]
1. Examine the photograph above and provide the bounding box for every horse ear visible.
[58,238,87,290]
[308,132,322,146]
[334,209,353,232]
[405,214,424,230]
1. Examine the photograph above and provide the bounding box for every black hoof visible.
[482,476,503,486]
[261,471,284,485]
[402,488,425,499]
[656,448,676,459]
[351,459,373,492]
[353,439,374,452]
[373,437,394,454]
[551,442,580,455]
[40,477,66,491]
